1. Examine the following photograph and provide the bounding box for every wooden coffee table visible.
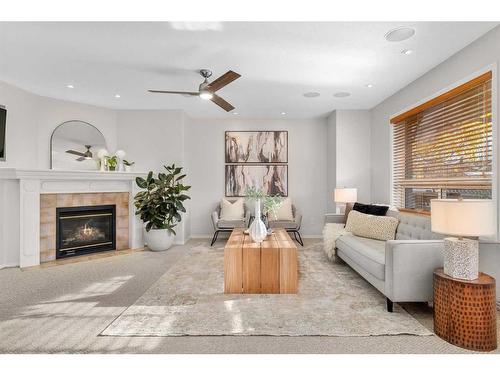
[224,228,298,294]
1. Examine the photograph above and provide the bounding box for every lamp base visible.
[443,237,479,280]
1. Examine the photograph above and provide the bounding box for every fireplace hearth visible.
[56,205,116,259]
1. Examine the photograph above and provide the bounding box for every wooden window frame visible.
[391,71,493,213]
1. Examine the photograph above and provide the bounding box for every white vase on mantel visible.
[249,198,267,243]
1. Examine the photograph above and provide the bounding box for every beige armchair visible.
[268,204,303,246]
[211,201,250,246]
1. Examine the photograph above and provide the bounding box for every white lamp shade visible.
[334,188,358,203]
[431,199,495,237]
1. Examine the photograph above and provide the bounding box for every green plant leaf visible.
[136,177,147,189]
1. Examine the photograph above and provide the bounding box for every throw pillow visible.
[220,198,245,220]
[345,210,399,241]
[353,202,389,216]
[269,197,294,221]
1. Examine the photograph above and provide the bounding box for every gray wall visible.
[326,111,336,213]
[0,80,117,169]
[335,110,371,204]
[186,117,328,236]
[116,110,190,243]
[326,110,371,212]
[369,26,500,299]
[370,26,500,204]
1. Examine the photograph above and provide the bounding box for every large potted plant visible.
[134,164,191,251]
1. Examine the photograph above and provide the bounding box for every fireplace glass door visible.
[56,205,116,259]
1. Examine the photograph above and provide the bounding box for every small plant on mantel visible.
[134,164,191,251]
[105,155,118,171]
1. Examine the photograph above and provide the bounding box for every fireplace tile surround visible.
[40,192,129,262]
[0,169,147,268]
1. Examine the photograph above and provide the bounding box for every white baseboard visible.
[0,262,19,269]
[189,234,212,239]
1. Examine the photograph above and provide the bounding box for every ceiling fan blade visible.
[148,90,199,96]
[66,150,86,157]
[210,94,235,112]
[76,156,86,162]
[207,71,241,92]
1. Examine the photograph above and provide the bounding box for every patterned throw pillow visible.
[345,210,399,241]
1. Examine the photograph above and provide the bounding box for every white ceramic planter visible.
[143,228,175,251]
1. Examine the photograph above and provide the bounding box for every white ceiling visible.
[0,22,497,119]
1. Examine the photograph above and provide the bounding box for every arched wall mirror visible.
[50,120,107,170]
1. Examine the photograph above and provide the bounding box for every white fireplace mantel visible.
[0,168,147,268]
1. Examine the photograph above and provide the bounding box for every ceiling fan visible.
[148,69,241,112]
[66,145,93,161]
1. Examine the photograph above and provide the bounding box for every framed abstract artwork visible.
[225,164,288,197]
[225,131,288,163]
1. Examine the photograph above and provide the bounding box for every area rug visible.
[100,242,432,337]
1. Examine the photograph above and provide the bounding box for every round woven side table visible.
[433,268,497,352]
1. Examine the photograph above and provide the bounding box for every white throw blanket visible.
[322,223,350,260]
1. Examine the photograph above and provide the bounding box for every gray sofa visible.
[335,210,444,312]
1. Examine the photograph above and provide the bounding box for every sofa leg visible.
[210,231,219,246]
[386,298,393,313]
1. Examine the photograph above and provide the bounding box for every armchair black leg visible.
[210,231,219,246]
[386,297,393,313]
[291,230,304,247]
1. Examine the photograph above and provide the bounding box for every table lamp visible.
[431,198,494,280]
[334,188,357,215]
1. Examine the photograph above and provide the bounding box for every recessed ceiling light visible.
[401,49,414,55]
[114,94,121,98]
[303,92,320,98]
[233,112,238,115]
[333,92,351,98]
[384,27,415,42]
[281,112,286,115]
[366,84,374,88]
[66,84,74,89]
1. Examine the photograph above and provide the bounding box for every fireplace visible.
[56,205,116,259]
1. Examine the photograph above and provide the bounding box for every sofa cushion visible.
[336,235,386,280]
[269,197,293,221]
[386,210,444,240]
[269,220,297,229]
[220,198,244,220]
[217,219,246,229]
[345,210,399,241]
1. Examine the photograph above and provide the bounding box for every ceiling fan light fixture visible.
[200,90,213,100]
[148,69,240,112]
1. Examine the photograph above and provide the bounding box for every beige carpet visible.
[101,242,431,337]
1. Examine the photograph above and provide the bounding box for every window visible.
[391,71,492,212]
